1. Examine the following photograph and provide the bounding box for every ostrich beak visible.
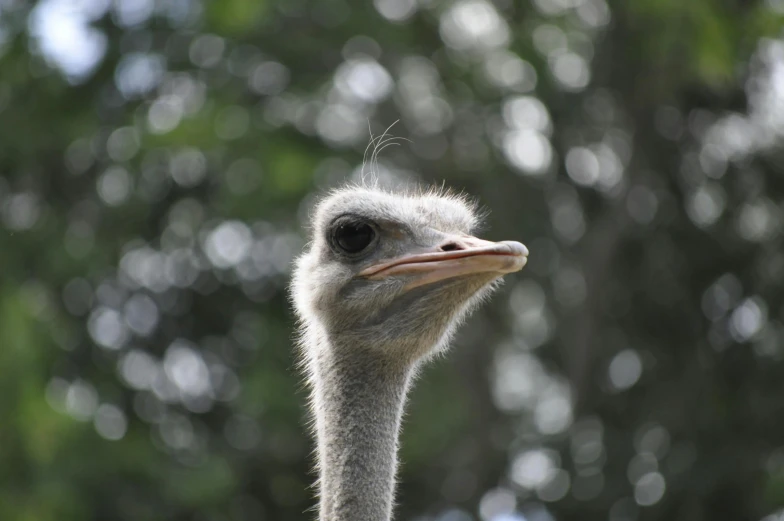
[359,236,528,291]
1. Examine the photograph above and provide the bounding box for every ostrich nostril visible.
[439,242,464,252]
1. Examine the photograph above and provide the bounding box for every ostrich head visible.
[291,184,528,521]
[292,185,528,365]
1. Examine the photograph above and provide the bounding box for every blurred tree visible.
[0,0,783,520]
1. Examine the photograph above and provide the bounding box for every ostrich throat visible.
[311,333,416,521]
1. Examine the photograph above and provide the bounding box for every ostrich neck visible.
[311,337,414,521]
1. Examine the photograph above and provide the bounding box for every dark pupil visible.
[335,222,374,253]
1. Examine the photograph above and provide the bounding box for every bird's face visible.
[292,186,528,362]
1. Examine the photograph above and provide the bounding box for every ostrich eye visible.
[334,221,375,254]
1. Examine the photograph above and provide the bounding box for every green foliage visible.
[1,0,784,520]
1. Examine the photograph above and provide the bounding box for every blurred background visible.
[1,0,784,520]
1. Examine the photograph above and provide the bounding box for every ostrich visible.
[291,184,528,521]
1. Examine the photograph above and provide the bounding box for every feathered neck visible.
[304,328,415,521]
